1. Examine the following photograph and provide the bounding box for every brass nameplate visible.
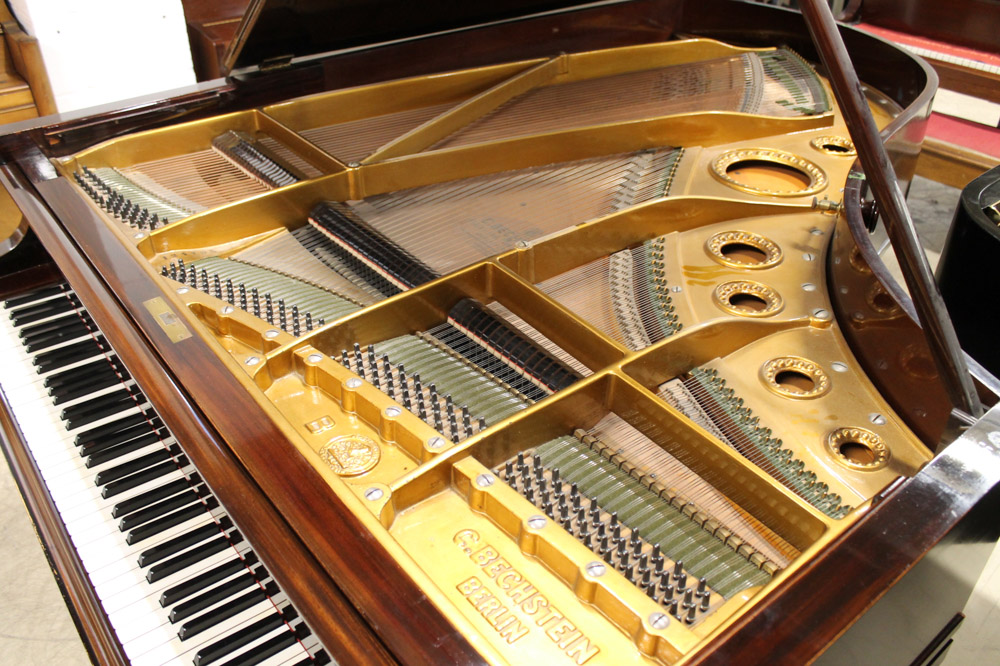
[143,297,191,343]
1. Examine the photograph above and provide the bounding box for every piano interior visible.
[12,35,941,663]
[3,11,993,663]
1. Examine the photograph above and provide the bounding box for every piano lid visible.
[220,0,614,75]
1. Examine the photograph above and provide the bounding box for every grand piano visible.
[2,1,999,664]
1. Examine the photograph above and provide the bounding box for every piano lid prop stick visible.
[797,0,983,436]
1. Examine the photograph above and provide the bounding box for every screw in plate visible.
[364,487,384,501]
[831,362,848,373]
[384,406,402,418]
[869,413,886,426]
[802,282,817,292]
[476,473,495,488]
[526,515,547,529]
[345,378,363,389]
[176,287,189,294]
[307,353,323,364]
[264,329,279,339]
[649,612,670,630]
[803,252,816,262]
[812,308,830,320]
[427,436,446,449]
[245,356,260,366]
[221,305,234,315]
[586,562,606,577]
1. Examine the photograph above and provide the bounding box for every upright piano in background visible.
[1,1,999,664]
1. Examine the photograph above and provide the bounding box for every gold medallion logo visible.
[320,435,380,476]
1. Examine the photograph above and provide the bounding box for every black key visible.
[146,531,238,583]
[86,430,164,467]
[178,582,276,641]
[23,320,93,353]
[11,295,81,326]
[112,474,201,518]
[193,612,283,666]
[93,443,180,486]
[219,627,297,666]
[8,289,77,316]
[4,283,70,309]
[76,412,153,448]
[82,423,165,458]
[102,457,186,499]
[19,311,91,341]
[139,518,232,568]
[118,486,203,531]
[46,359,121,391]
[32,338,107,371]
[169,567,260,623]
[127,498,217,546]
[51,371,127,404]
[65,391,141,430]
[161,554,257,607]
[59,388,134,421]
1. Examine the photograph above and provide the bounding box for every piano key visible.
[33,337,109,371]
[94,443,182,486]
[170,568,262,623]
[104,458,189,498]
[147,533,238,583]
[118,486,206,531]
[178,583,277,641]
[194,612,286,666]
[11,295,81,325]
[86,429,167,466]
[129,604,277,666]
[51,370,131,404]
[218,627,300,666]
[3,282,71,308]
[99,547,240,613]
[162,555,259,608]
[128,499,219,546]
[113,475,202,518]
[141,520,233,569]
[76,411,157,448]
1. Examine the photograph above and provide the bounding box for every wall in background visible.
[7,0,195,113]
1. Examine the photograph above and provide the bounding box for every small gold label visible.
[305,415,336,434]
[143,297,191,343]
[320,435,380,476]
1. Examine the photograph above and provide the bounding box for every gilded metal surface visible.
[712,280,784,317]
[709,148,828,196]
[705,230,783,269]
[142,297,192,343]
[760,356,831,399]
[56,38,937,664]
[810,135,856,156]
[825,427,891,471]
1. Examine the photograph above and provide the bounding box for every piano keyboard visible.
[0,284,331,666]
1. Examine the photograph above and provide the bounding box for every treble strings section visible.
[432,49,829,150]
[491,410,799,626]
[73,129,318,232]
[660,368,851,519]
[536,235,680,351]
